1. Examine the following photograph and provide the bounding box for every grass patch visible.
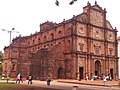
[0,83,32,90]
[0,83,63,90]
[0,83,17,90]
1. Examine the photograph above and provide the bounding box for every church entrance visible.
[79,67,84,80]
[95,60,101,77]
[110,69,113,79]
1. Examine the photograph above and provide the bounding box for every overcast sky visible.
[0,0,120,52]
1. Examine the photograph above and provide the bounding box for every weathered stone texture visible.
[2,2,118,80]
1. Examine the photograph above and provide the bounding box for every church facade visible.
[2,2,118,80]
[117,36,120,79]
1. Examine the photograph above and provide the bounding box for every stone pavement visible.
[0,79,119,87]
[22,79,120,90]
[56,79,119,87]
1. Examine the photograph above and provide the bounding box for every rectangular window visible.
[79,43,84,52]
[95,46,99,54]
[109,48,113,55]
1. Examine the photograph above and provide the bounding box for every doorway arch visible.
[57,67,63,79]
[95,60,101,77]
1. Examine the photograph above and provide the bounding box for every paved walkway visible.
[21,80,120,90]
[56,79,120,87]
[0,79,120,87]
[0,79,120,90]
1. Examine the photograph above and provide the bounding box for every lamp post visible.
[2,28,19,78]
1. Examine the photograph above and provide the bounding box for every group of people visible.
[16,73,33,85]
[16,73,53,86]
[16,72,118,87]
[85,74,116,86]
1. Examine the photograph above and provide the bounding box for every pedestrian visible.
[108,74,112,81]
[114,74,118,81]
[103,76,107,86]
[20,74,23,83]
[16,73,21,84]
[79,75,81,81]
[91,74,94,81]
[47,76,51,86]
[86,74,88,81]
[28,75,33,85]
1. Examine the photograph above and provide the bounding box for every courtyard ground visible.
[0,79,120,90]
[0,83,62,90]
[56,79,120,87]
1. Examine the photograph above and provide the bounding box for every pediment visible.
[91,5,104,12]
[106,20,113,30]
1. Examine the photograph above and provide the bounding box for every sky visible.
[0,0,120,52]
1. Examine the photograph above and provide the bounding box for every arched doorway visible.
[57,67,63,79]
[95,60,101,77]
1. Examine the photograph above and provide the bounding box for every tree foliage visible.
[0,51,3,63]
[0,51,3,75]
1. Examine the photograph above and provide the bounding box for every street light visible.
[2,28,19,78]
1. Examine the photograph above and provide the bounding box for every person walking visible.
[47,76,51,86]
[114,74,118,81]
[86,74,88,81]
[28,75,33,85]
[20,74,23,83]
[16,73,21,84]
[103,76,107,86]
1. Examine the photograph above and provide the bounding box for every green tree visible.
[0,51,3,75]
[0,51,3,63]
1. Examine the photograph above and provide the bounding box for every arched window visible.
[44,36,46,41]
[58,31,61,34]
[38,38,41,43]
[51,33,54,40]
